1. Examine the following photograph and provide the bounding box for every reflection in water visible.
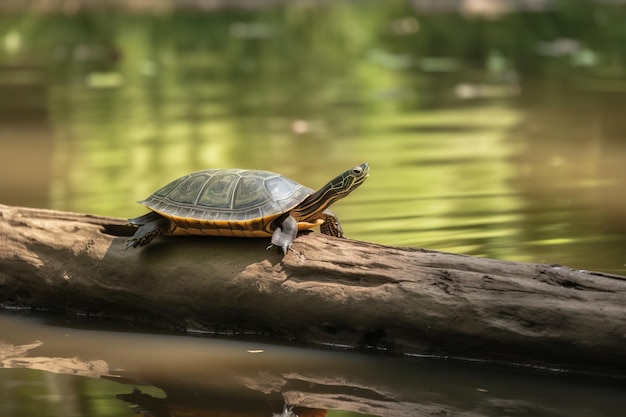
[0,326,325,417]
[1,313,626,417]
[0,340,110,379]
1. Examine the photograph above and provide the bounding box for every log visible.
[1,203,626,377]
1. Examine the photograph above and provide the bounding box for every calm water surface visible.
[0,5,625,272]
[2,313,626,417]
[1,2,626,416]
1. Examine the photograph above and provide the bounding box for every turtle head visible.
[296,163,369,219]
[332,162,369,195]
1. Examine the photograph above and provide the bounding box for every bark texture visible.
[1,204,625,376]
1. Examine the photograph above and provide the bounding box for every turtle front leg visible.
[126,213,173,249]
[268,215,298,255]
[320,209,345,238]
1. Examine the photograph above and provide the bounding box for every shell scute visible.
[265,176,299,201]
[233,175,267,209]
[197,172,237,209]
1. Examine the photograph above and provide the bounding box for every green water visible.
[2,3,626,272]
[1,2,626,416]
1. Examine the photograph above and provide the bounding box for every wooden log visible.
[1,203,626,376]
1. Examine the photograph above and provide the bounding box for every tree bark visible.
[1,203,625,376]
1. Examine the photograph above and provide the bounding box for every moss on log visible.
[1,203,626,376]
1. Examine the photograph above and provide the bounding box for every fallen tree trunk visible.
[1,203,626,376]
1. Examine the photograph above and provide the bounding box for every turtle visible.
[125,163,369,254]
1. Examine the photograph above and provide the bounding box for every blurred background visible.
[2,2,626,417]
[1,0,626,272]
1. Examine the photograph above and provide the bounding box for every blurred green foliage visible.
[0,1,625,272]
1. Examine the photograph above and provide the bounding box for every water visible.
[1,2,626,416]
[1,6,625,273]
[1,313,625,417]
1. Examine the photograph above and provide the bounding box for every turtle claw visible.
[125,235,154,250]
[125,236,149,250]
[266,242,292,255]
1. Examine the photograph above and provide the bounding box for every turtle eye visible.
[352,167,363,175]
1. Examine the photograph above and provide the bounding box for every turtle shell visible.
[139,169,314,238]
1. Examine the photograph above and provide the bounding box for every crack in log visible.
[290,268,399,287]
[535,267,617,293]
[465,286,539,295]
[583,270,626,282]
[284,263,401,287]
